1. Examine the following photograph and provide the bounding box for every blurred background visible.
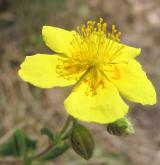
[0,0,160,165]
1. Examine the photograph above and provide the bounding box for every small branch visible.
[0,117,75,163]
[30,116,74,160]
[0,116,75,162]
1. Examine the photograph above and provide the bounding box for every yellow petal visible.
[64,81,128,124]
[108,59,157,105]
[18,54,76,88]
[114,45,141,63]
[106,39,141,63]
[42,26,75,55]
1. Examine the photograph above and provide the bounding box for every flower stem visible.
[59,115,73,137]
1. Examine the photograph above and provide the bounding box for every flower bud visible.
[70,124,94,160]
[107,117,134,136]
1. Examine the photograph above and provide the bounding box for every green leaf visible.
[0,128,25,157]
[39,143,69,161]
[0,135,16,156]
[0,128,37,158]
[25,136,37,151]
[14,128,27,157]
[40,128,54,141]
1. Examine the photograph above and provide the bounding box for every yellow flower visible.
[18,18,156,124]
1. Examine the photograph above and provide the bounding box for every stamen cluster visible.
[57,18,124,94]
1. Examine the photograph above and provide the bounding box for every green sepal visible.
[70,124,94,160]
[39,142,69,161]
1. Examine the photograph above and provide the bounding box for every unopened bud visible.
[107,117,134,136]
[70,124,94,160]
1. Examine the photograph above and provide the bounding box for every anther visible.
[99,18,103,23]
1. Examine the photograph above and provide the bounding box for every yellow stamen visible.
[57,18,124,94]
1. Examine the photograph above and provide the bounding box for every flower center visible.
[57,18,124,94]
